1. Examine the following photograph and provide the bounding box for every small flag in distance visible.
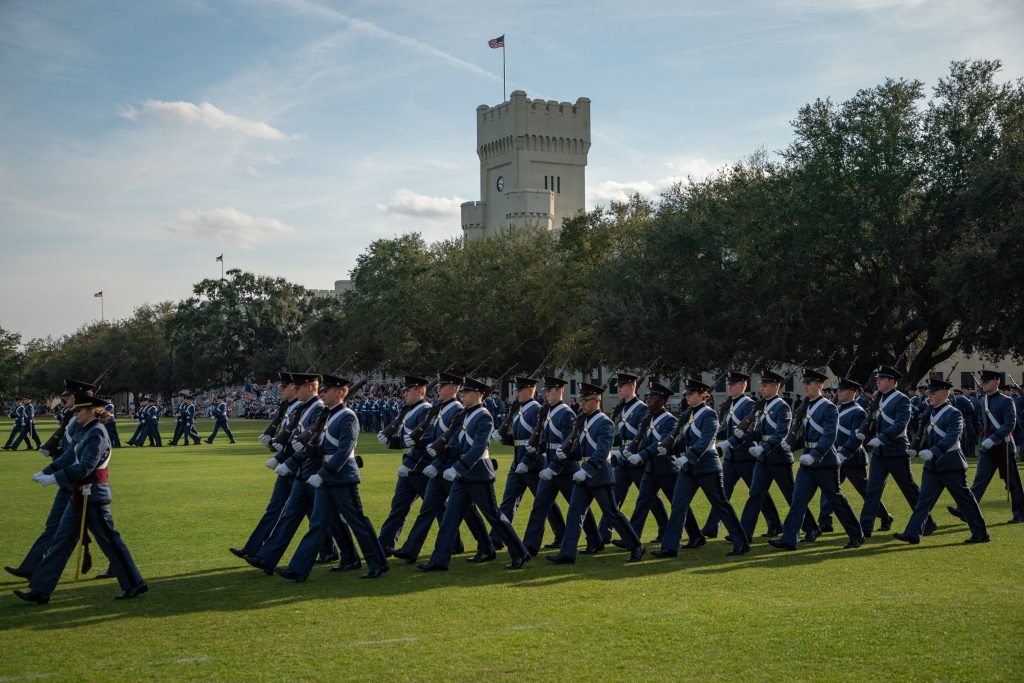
[216,254,224,262]
[488,35,504,49]
[94,291,103,298]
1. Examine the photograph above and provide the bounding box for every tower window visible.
[544,176,548,190]
[557,176,560,193]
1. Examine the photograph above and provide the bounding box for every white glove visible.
[307,474,323,488]
[572,469,588,483]
[259,434,271,446]
[272,442,284,452]
[31,471,46,483]
[426,444,438,457]
[491,430,501,441]
[918,449,933,462]
[982,438,995,450]
[781,441,792,453]
[672,456,688,471]
[443,467,458,482]
[515,462,529,474]
[717,441,730,453]
[867,437,882,449]
[611,449,622,461]
[856,432,867,441]
[749,445,764,457]
[554,446,566,461]
[376,432,388,445]
[907,449,918,457]
[290,439,305,453]
[37,474,56,487]
[38,447,50,457]
[657,445,668,456]
[265,457,278,470]
[628,453,643,466]
[397,464,411,478]
[423,464,438,479]
[403,434,416,448]
[539,467,555,481]
[274,463,292,477]
[525,444,537,455]
[733,427,746,440]
[799,454,814,466]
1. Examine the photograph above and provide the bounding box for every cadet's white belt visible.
[806,442,818,448]
[514,439,529,446]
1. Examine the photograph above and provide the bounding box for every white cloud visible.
[169,208,295,247]
[120,100,293,140]
[589,156,728,205]
[377,189,466,220]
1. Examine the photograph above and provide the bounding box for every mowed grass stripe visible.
[0,418,1021,681]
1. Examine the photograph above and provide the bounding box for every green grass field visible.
[0,417,1021,681]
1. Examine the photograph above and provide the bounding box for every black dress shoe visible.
[4,566,31,579]
[726,544,751,556]
[579,543,605,555]
[893,532,919,545]
[244,555,274,575]
[922,520,937,537]
[800,529,821,543]
[762,528,783,538]
[13,589,49,605]
[114,582,149,600]
[315,554,340,565]
[491,542,506,551]
[94,568,116,580]
[963,535,990,544]
[682,537,706,550]
[843,538,865,549]
[651,549,677,559]
[392,549,417,564]
[946,505,964,521]
[329,560,362,572]
[878,516,894,532]
[525,546,539,558]
[1008,517,1024,524]
[360,563,390,579]
[702,530,718,539]
[626,545,646,563]
[768,539,796,551]
[505,555,530,570]
[229,547,247,559]
[817,524,834,534]
[610,539,629,549]
[416,562,448,571]
[862,531,872,539]
[275,568,306,582]
[545,554,575,564]
[382,547,396,558]
[543,541,562,549]
[466,552,497,563]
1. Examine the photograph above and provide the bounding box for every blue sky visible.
[1,0,1021,340]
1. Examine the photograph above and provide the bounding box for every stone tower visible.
[461,90,591,239]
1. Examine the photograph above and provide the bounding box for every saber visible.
[74,485,91,582]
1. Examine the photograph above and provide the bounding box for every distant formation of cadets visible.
[6,363,1022,603]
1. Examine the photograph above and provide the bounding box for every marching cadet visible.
[737,371,817,543]
[9,396,36,451]
[244,373,357,573]
[183,394,202,445]
[521,377,604,557]
[127,399,146,447]
[393,373,492,564]
[653,378,749,557]
[144,396,162,446]
[768,369,864,551]
[602,372,667,545]
[895,378,989,545]
[858,366,937,537]
[377,375,456,556]
[489,377,566,551]
[206,394,236,443]
[15,393,146,604]
[169,393,187,445]
[704,372,783,539]
[275,374,389,581]
[547,382,645,564]
[418,376,530,571]
[627,381,696,543]
[947,369,1023,524]
[2,398,22,450]
[231,374,301,559]
[102,397,121,448]
[817,377,894,532]
[952,388,978,458]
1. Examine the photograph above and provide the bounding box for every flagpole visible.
[101,295,104,322]
[502,42,506,101]
[221,259,224,281]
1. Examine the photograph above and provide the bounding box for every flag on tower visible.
[93,291,103,298]
[488,35,504,48]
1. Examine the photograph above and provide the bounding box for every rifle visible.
[657,368,731,456]
[622,365,684,456]
[496,348,555,444]
[294,362,385,448]
[715,355,765,432]
[783,351,837,451]
[909,361,958,453]
[856,349,908,441]
[40,350,127,457]
[425,365,517,458]
[271,360,375,450]
[377,364,454,444]
[722,360,806,452]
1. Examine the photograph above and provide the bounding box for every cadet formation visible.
[5,362,1023,603]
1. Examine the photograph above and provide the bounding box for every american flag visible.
[215,254,224,262]
[488,35,504,49]
[93,291,103,298]
[242,391,256,401]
